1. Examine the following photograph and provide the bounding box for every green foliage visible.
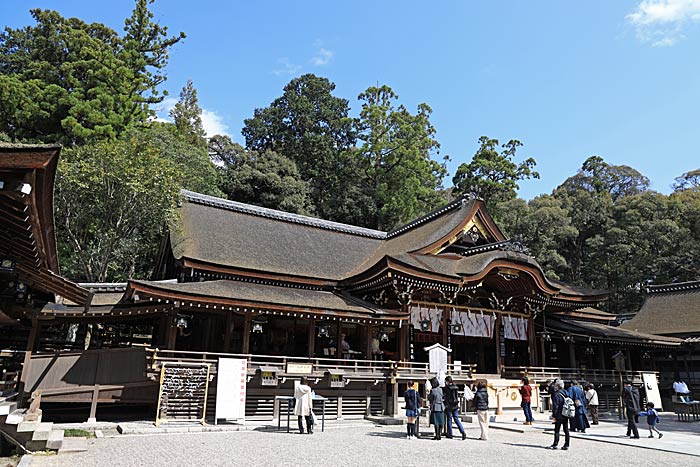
[353,85,448,230]
[452,136,539,209]
[0,1,184,145]
[55,136,183,282]
[241,74,357,220]
[212,135,312,214]
[559,156,649,201]
[673,169,700,192]
[169,79,206,148]
[126,122,222,197]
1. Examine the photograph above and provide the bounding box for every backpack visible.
[561,392,576,418]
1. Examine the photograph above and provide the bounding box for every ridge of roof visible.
[386,193,481,238]
[647,280,700,294]
[182,190,387,239]
[181,190,480,240]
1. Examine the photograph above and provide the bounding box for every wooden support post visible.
[366,395,372,416]
[528,316,537,366]
[598,343,606,370]
[166,309,177,350]
[19,317,40,399]
[337,394,343,420]
[540,338,547,367]
[569,343,576,368]
[223,312,233,353]
[307,319,315,358]
[399,323,407,362]
[365,324,373,361]
[242,314,251,354]
[88,384,100,423]
[495,314,503,375]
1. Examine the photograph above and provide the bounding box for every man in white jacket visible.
[294,377,314,434]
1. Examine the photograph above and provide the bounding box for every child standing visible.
[639,402,663,439]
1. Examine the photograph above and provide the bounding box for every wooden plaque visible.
[155,362,211,426]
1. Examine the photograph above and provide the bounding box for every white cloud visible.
[626,0,700,46]
[311,47,334,66]
[200,109,228,137]
[273,57,302,76]
[151,96,228,137]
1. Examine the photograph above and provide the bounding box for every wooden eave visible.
[126,280,405,322]
[180,257,338,288]
[0,146,92,306]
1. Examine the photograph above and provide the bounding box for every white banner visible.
[215,358,247,423]
[451,310,495,338]
[410,305,442,333]
[503,315,528,341]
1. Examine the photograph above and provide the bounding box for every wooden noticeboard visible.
[156,362,211,426]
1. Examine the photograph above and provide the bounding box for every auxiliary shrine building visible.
[0,144,685,422]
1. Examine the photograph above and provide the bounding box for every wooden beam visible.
[307,318,315,358]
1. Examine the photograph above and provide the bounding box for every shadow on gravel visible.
[504,443,550,450]
[366,431,415,439]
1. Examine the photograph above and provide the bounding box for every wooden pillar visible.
[598,343,606,370]
[528,316,537,367]
[307,319,315,358]
[540,338,547,367]
[166,309,177,350]
[569,343,576,368]
[223,312,233,353]
[495,314,503,375]
[242,314,251,354]
[19,317,40,398]
[399,322,408,362]
[445,306,452,364]
[365,324,373,361]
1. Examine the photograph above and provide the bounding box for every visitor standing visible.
[586,384,599,425]
[568,380,590,433]
[404,380,421,439]
[428,377,445,440]
[294,377,314,434]
[519,377,535,425]
[548,381,570,450]
[639,402,663,439]
[622,380,640,439]
[444,376,467,440]
[340,333,351,360]
[475,380,490,441]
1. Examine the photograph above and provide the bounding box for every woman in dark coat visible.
[568,380,590,433]
[428,377,445,440]
[474,380,490,440]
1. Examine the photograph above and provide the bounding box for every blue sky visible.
[3,0,700,199]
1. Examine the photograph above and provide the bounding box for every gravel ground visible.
[29,423,699,467]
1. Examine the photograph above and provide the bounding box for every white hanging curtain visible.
[503,315,528,341]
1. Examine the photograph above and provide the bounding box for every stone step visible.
[57,436,87,454]
[31,422,54,441]
[46,429,64,451]
[6,409,27,425]
[25,439,47,452]
[0,401,17,415]
[17,420,40,433]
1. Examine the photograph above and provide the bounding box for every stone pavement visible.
[492,410,700,457]
[25,419,699,467]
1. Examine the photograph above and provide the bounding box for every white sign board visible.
[642,373,662,411]
[215,358,247,423]
[425,344,450,375]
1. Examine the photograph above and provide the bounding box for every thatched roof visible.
[621,281,700,336]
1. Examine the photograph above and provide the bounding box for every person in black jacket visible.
[548,381,570,450]
[444,376,467,440]
[474,380,489,441]
[404,380,421,439]
[622,381,640,439]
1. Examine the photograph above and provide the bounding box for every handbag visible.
[310,411,316,426]
[463,386,475,402]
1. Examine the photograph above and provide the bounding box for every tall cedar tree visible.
[0,0,184,145]
[170,78,207,148]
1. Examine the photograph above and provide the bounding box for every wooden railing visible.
[146,348,477,379]
[503,366,656,385]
